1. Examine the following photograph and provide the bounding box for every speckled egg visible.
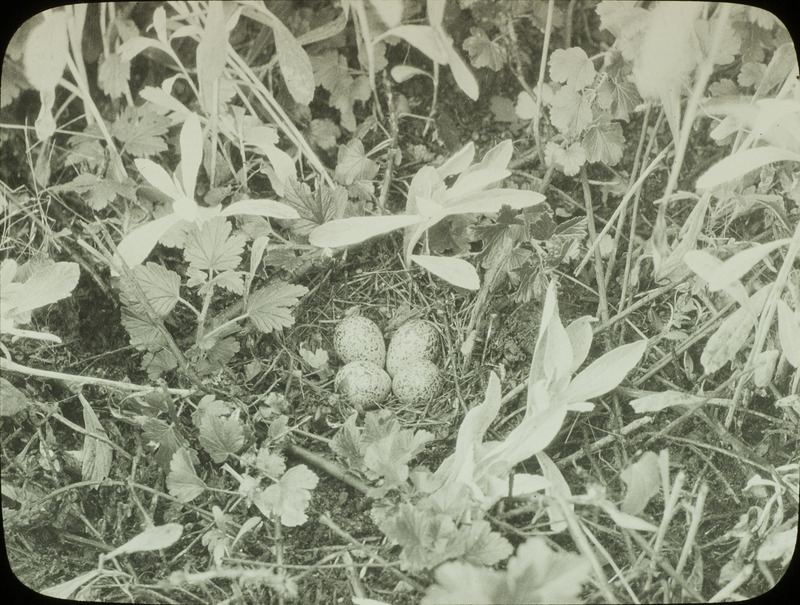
[392,359,443,406]
[333,316,386,367]
[385,320,440,378]
[335,361,392,407]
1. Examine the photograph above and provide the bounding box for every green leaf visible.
[444,41,479,101]
[183,217,246,272]
[363,433,412,487]
[268,9,314,106]
[330,413,367,471]
[549,47,596,90]
[167,447,206,502]
[688,240,791,292]
[131,262,181,316]
[97,51,130,100]
[120,306,166,350]
[620,451,661,515]
[141,349,178,380]
[700,286,771,374]
[282,180,348,236]
[379,503,459,571]
[463,27,507,71]
[457,520,513,567]
[255,447,287,478]
[246,281,308,334]
[549,88,593,134]
[738,61,766,88]
[307,118,341,150]
[386,25,448,64]
[22,10,69,92]
[582,120,624,165]
[564,340,647,403]
[309,215,422,248]
[141,417,188,470]
[195,336,240,375]
[199,411,245,463]
[0,378,30,417]
[253,465,318,527]
[196,2,228,109]
[697,146,800,190]
[777,300,800,367]
[423,537,591,604]
[368,0,403,27]
[111,104,170,157]
[545,141,586,176]
[79,395,113,483]
[335,139,379,185]
[410,254,480,290]
[1,260,79,323]
[310,50,370,130]
[106,523,183,558]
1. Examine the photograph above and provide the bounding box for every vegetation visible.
[1,1,797,603]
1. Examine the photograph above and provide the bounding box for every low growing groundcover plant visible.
[0,1,798,603]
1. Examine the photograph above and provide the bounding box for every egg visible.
[392,359,443,406]
[333,316,386,367]
[385,320,440,378]
[335,361,392,408]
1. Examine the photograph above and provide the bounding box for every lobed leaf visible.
[183,218,246,272]
[132,263,181,316]
[549,47,597,90]
[246,281,308,334]
[167,448,206,503]
[199,411,245,464]
[254,465,318,527]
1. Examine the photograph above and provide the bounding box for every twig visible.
[593,284,674,336]
[709,564,753,602]
[555,416,653,467]
[0,356,193,396]
[625,529,706,602]
[285,443,371,496]
[675,482,709,576]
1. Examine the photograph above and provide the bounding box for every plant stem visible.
[656,4,731,227]
[574,144,671,276]
[580,166,610,326]
[532,0,555,159]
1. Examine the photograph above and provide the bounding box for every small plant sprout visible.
[377,0,479,103]
[115,113,300,269]
[429,281,647,508]
[309,139,545,289]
